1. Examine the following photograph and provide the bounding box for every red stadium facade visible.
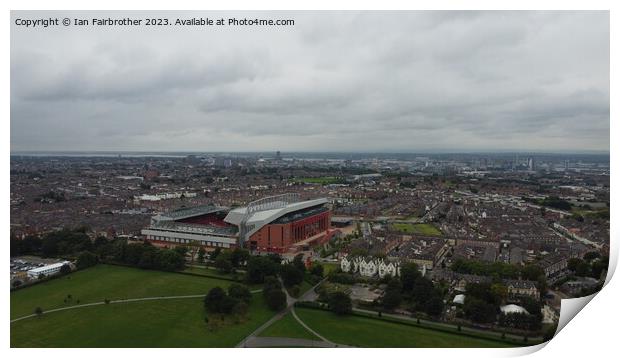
[248,206,331,253]
[142,195,332,254]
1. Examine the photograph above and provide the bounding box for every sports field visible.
[295,307,519,348]
[391,223,442,236]
[294,177,343,185]
[10,265,274,347]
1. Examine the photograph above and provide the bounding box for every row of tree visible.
[451,258,546,282]
[567,252,609,279]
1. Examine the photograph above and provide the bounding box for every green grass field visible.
[11,264,276,347]
[11,294,274,347]
[259,312,318,341]
[321,262,340,274]
[392,223,442,236]
[294,177,343,185]
[11,264,234,319]
[295,308,519,348]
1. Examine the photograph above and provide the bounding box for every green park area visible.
[10,264,273,347]
[294,177,345,185]
[295,307,520,348]
[259,312,318,341]
[391,223,442,236]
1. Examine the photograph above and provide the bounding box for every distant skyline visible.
[11,11,610,153]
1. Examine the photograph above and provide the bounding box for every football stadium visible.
[141,194,332,253]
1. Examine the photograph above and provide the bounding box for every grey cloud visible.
[10,10,609,152]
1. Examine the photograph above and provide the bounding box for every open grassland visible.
[11,264,232,319]
[392,223,442,236]
[258,311,318,341]
[11,295,273,347]
[11,264,275,347]
[295,308,521,348]
[294,177,344,185]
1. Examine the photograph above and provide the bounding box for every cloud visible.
[10,10,609,152]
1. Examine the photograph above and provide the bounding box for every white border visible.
[4,1,616,358]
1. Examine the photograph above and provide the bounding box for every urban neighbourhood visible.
[10,151,610,347]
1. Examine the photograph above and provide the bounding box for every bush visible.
[328,272,355,284]
[205,287,227,312]
[76,251,98,270]
[265,289,287,311]
[310,263,324,277]
[215,255,233,273]
[281,264,304,287]
[228,284,252,304]
[328,291,352,315]
[262,276,282,298]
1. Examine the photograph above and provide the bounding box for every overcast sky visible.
[11,11,609,153]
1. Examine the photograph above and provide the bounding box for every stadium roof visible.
[157,205,229,221]
[150,220,238,236]
[224,196,329,243]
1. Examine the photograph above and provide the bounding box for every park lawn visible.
[10,264,239,319]
[392,223,442,236]
[182,265,242,280]
[294,177,342,185]
[295,308,518,348]
[258,311,319,341]
[321,262,340,274]
[11,293,275,348]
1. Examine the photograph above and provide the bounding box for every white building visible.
[27,261,71,279]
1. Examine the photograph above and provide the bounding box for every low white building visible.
[27,261,70,279]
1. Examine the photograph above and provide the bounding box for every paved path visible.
[11,294,208,323]
[236,278,342,348]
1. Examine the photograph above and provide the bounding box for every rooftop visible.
[158,205,228,221]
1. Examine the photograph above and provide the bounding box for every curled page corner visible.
[550,241,617,340]
[511,244,617,356]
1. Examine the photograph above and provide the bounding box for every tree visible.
[310,263,324,277]
[60,263,72,275]
[264,288,287,311]
[292,254,306,273]
[232,301,249,318]
[584,251,601,262]
[209,247,222,261]
[214,254,233,273]
[197,247,206,263]
[424,295,445,317]
[173,245,189,257]
[205,287,227,312]
[230,248,250,267]
[490,283,508,304]
[247,256,280,283]
[263,276,282,297]
[228,284,252,304]
[576,261,590,277]
[400,263,421,292]
[543,323,558,341]
[382,278,402,310]
[76,251,99,270]
[281,264,304,287]
[463,297,498,324]
[219,295,239,314]
[328,291,352,315]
